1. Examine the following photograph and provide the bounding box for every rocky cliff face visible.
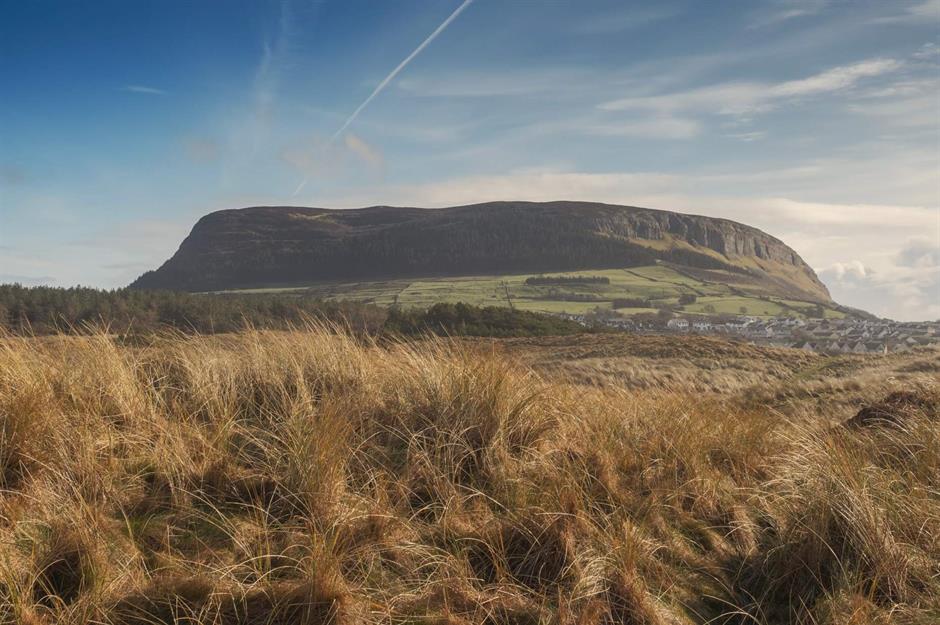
[586,208,803,265]
[131,201,830,301]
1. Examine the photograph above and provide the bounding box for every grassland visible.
[223,264,844,319]
[479,333,939,406]
[0,326,936,624]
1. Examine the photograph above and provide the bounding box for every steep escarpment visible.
[131,201,831,301]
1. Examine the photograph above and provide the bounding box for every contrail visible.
[331,0,474,140]
[291,178,308,197]
[292,0,473,198]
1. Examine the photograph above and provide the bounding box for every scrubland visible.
[0,325,937,624]
[494,333,939,410]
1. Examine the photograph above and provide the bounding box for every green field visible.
[224,265,840,318]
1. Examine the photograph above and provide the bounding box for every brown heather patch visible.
[0,325,936,624]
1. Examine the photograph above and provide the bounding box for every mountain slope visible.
[131,201,831,302]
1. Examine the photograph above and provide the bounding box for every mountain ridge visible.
[131,201,831,302]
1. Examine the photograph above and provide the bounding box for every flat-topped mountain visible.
[131,201,831,302]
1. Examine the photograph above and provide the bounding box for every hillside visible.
[242,265,848,319]
[131,201,832,303]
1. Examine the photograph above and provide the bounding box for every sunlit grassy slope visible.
[0,327,936,624]
[223,265,844,318]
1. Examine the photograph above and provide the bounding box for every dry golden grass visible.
[487,333,940,416]
[0,325,936,624]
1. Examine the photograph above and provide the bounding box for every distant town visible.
[557,313,940,354]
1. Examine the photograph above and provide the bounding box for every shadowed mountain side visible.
[131,201,831,302]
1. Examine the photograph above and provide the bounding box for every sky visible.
[1,0,938,320]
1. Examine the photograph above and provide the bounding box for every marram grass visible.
[0,325,936,624]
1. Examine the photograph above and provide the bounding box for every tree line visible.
[0,284,587,338]
[0,284,388,335]
[385,302,586,337]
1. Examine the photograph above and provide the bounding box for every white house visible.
[667,318,689,330]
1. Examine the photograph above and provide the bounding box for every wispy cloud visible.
[847,48,939,130]
[584,116,702,140]
[748,0,830,28]
[724,130,767,142]
[253,0,293,121]
[575,6,678,34]
[909,0,940,18]
[600,58,903,116]
[913,42,940,60]
[121,85,166,95]
[332,0,474,139]
[871,0,940,24]
[850,86,938,130]
[772,58,902,97]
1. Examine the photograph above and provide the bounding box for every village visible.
[557,312,940,354]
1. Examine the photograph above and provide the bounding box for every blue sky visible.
[1,0,938,320]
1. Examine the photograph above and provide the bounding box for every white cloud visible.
[872,0,940,24]
[748,0,830,28]
[584,116,702,139]
[762,198,936,228]
[601,82,765,115]
[912,42,940,60]
[909,0,940,18]
[818,260,873,282]
[601,58,902,116]
[897,237,940,268]
[770,58,902,97]
[314,168,937,232]
[121,85,166,95]
[819,255,939,321]
[575,6,678,34]
[849,76,939,129]
[724,131,767,142]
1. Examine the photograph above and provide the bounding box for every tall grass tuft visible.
[0,326,935,624]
